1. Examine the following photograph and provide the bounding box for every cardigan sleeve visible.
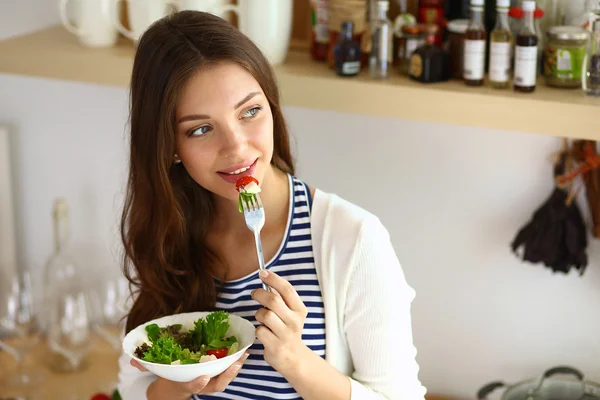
[116,313,156,400]
[117,351,156,400]
[343,215,427,400]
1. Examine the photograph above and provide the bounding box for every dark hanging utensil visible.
[510,145,588,275]
[571,140,600,239]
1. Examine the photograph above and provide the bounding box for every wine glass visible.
[46,284,94,373]
[0,269,44,388]
[89,275,128,351]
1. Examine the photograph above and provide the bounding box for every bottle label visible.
[311,0,329,43]
[489,42,512,82]
[544,46,586,79]
[463,39,486,80]
[409,54,423,78]
[341,61,361,75]
[514,45,538,87]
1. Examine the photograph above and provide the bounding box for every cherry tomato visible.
[206,348,229,359]
[90,393,111,400]
[235,176,259,192]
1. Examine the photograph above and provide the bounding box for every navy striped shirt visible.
[195,175,326,400]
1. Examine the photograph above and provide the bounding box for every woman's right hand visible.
[131,352,250,399]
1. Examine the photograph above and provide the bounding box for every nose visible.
[219,122,248,158]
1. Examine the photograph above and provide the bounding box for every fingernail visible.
[200,376,210,385]
[242,352,250,360]
[232,363,242,372]
[259,270,269,278]
[250,289,256,297]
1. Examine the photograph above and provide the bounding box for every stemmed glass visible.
[90,275,129,351]
[0,269,44,388]
[46,283,94,373]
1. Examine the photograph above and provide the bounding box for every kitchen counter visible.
[0,338,465,400]
[0,338,119,400]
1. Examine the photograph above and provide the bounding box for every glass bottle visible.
[583,19,600,95]
[409,24,449,82]
[42,199,78,332]
[42,198,91,373]
[514,0,538,92]
[333,21,362,77]
[310,0,329,61]
[369,0,393,79]
[463,0,487,86]
[578,0,600,31]
[489,0,513,88]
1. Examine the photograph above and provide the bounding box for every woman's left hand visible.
[251,269,312,375]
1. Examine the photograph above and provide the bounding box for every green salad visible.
[134,311,240,365]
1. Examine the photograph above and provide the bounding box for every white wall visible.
[0,0,60,39]
[1,3,599,399]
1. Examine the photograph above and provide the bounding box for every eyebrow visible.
[176,91,262,124]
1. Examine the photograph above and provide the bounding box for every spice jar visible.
[446,19,469,79]
[544,26,590,88]
[397,24,426,74]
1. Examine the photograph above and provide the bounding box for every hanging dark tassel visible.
[510,144,588,275]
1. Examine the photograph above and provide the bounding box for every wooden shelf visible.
[1,26,599,140]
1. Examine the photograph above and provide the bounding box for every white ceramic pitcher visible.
[113,0,177,42]
[225,0,293,65]
[176,0,235,22]
[59,0,119,47]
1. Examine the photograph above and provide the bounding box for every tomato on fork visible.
[235,176,259,192]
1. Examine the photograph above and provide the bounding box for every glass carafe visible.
[42,198,92,372]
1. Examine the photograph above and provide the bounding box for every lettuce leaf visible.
[145,323,160,343]
[202,310,231,349]
[142,336,183,364]
[238,192,256,213]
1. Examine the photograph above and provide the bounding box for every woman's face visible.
[174,62,274,201]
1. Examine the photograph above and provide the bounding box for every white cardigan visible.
[117,189,427,400]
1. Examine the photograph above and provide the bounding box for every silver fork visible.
[241,192,270,292]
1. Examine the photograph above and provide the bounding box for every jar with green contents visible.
[544,26,590,88]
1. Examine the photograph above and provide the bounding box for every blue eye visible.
[243,106,262,118]
[189,125,211,137]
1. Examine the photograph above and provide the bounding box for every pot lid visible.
[479,367,600,400]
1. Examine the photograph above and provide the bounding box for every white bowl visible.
[122,311,255,382]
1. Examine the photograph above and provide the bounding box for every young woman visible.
[117,10,426,400]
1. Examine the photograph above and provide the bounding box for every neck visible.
[470,7,483,26]
[495,9,508,30]
[211,165,290,237]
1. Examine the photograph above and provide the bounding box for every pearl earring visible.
[174,154,181,164]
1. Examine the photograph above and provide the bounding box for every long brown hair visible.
[121,10,295,334]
